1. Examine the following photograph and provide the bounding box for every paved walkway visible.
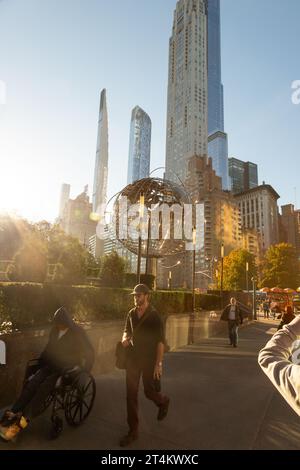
[1,316,300,450]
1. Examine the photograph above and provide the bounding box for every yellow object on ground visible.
[0,416,28,441]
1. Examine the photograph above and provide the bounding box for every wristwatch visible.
[157,362,163,367]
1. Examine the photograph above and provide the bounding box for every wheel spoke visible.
[72,403,81,421]
[83,379,92,393]
[69,400,79,410]
[82,400,90,410]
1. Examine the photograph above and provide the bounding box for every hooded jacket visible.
[39,307,95,373]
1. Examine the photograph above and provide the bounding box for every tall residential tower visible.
[92,89,109,213]
[207,0,229,189]
[165,0,208,184]
[127,106,151,184]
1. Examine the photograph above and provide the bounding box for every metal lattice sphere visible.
[113,177,190,258]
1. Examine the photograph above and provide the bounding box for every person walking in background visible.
[119,284,170,447]
[221,297,243,348]
[277,305,295,331]
[258,315,300,417]
[263,300,270,319]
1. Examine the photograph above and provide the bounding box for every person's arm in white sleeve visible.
[258,315,300,416]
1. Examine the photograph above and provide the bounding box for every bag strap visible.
[129,307,151,345]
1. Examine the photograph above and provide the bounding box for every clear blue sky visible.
[0,0,299,222]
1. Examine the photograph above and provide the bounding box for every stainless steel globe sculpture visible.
[113,177,190,258]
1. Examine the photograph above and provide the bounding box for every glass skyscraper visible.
[165,0,208,184]
[207,0,229,190]
[127,106,151,184]
[229,157,258,194]
[93,89,109,213]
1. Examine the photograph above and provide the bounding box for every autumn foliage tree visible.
[217,249,256,291]
[261,243,300,289]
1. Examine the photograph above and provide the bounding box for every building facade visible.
[208,131,228,190]
[241,228,261,259]
[165,0,208,183]
[157,155,242,290]
[229,157,258,194]
[92,89,109,214]
[234,184,280,252]
[280,204,300,256]
[127,106,151,184]
[58,183,70,222]
[206,0,229,190]
[60,189,97,248]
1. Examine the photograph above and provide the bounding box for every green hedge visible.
[0,282,221,330]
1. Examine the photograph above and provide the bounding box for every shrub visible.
[0,282,221,331]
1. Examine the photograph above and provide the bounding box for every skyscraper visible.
[207,0,223,134]
[58,183,70,221]
[165,0,208,184]
[207,0,229,190]
[208,130,228,189]
[92,89,109,214]
[127,106,151,184]
[229,157,258,194]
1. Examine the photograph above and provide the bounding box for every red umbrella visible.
[271,287,284,293]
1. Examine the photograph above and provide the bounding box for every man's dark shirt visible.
[123,305,165,365]
[220,304,243,325]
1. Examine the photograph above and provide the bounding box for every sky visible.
[0,0,299,223]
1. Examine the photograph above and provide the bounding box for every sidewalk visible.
[1,317,300,450]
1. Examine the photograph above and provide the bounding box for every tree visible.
[43,224,95,284]
[100,251,126,287]
[261,243,300,289]
[0,215,26,260]
[7,219,97,285]
[8,229,48,282]
[217,249,256,291]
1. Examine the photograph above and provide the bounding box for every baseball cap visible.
[129,284,151,295]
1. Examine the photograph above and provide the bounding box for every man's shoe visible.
[0,422,21,442]
[119,431,138,447]
[0,414,28,442]
[157,398,170,421]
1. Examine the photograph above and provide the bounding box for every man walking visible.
[221,297,243,348]
[120,284,170,447]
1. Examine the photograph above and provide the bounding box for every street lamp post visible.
[137,193,144,284]
[145,212,151,275]
[188,227,197,346]
[252,276,257,320]
[220,243,224,309]
[192,226,196,313]
[168,270,172,290]
[246,262,249,294]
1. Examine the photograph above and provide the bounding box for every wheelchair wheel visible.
[64,372,96,427]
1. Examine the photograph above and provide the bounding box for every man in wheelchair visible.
[0,306,95,441]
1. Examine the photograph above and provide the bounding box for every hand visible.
[153,363,162,380]
[122,338,131,348]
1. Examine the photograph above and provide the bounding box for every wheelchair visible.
[24,359,96,439]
